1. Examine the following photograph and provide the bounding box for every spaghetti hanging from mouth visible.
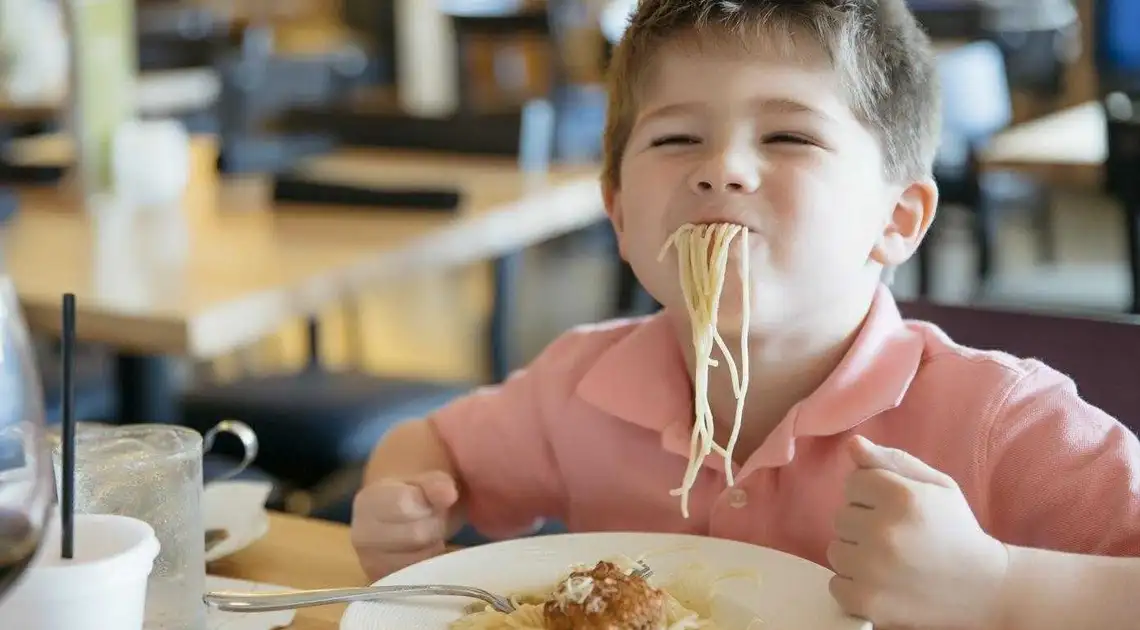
[658,223,750,519]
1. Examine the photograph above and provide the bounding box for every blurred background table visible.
[4,147,602,422]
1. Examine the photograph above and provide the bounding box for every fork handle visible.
[204,585,484,613]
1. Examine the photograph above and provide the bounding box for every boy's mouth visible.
[679,218,761,236]
[658,221,757,265]
[680,205,763,234]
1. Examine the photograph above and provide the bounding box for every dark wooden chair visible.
[920,40,1055,298]
[1103,98,1140,314]
[214,24,371,174]
[899,299,1140,434]
[1094,0,1140,314]
[135,1,235,71]
[1094,0,1140,95]
[906,0,984,40]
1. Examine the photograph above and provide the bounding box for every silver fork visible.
[204,563,654,614]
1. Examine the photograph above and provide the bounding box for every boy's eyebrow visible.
[756,98,836,122]
[636,102,705,123]
[638,98,836,124]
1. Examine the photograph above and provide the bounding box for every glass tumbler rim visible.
[50,423,204,466]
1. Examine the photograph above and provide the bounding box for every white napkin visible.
[205,576,295,630]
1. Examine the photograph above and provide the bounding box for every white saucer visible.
[203,480,272,563]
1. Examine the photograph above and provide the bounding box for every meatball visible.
[543,561,667,630]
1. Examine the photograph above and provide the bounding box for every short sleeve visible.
[984,364,1140,555]
[429,341,570,539]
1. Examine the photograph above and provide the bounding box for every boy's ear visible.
[603,182,624,234]
[870,177,938,267]
[602,182,629,260]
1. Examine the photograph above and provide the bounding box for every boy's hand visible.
[828,435,1010,630]
[351,471,461,581]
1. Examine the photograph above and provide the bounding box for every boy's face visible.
[606,33,936,333]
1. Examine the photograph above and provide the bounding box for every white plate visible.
[340,532,870,630]
[203,480,272,562]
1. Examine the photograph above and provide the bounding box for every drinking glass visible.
[0,276,51,604]
[53,421,257,630]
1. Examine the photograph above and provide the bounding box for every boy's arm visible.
[998,545,1140,630]
[364,418,457,483]
[984,364,1140,555]
[363,337,574,540]
[363,419,466,537]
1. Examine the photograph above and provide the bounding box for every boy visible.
[352,1,1140,627]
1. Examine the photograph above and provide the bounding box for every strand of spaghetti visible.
[675,234,718,459]
[661,223,747,516]
[660,223,754,513]
[710,333,738,395]
[707,226,743,398]
[706,224,745,479]
[693,225,711,309]
[691,227,729,459]
[706,226,742,418]
[674,419,703,517]
[694,228,718,461]
[661,228,710,334]
[675,443,712,518]
[674,225,717,514]
[673,236,704,362]
[701,226,739,460]
[691,229,710,315]
[666,227,712,518]
[723,229,749,485]
[704,225,748,480]
[672,236,698,333]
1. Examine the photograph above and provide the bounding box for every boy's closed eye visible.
[649,134,702,147]
[648,133,824,149]
[763,133,817,146]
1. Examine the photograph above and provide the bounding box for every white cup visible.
[0,512,160,630]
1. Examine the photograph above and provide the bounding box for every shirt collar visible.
[575,285,926,468]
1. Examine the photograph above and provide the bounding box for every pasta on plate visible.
[449,554,761,630]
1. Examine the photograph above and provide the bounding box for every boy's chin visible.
[704,310,788,338]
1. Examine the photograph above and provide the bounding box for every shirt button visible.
[727,488,748,509]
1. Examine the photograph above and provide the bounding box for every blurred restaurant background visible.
[0,0,1137,524]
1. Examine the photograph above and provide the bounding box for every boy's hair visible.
[602,0,941,192]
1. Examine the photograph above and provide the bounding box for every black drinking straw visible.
[60,293,76,560]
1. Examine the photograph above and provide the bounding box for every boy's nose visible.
[689,152,761,195]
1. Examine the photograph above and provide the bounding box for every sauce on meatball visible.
[544,561,667,630]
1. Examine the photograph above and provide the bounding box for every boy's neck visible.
[670,290,876,464]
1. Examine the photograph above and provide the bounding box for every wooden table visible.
[208,512,365,630]
[4,146,603,418]
[5,149,602,358]
[979,100,1106,189]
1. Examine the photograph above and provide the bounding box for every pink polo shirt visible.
[429,286,1140,566]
